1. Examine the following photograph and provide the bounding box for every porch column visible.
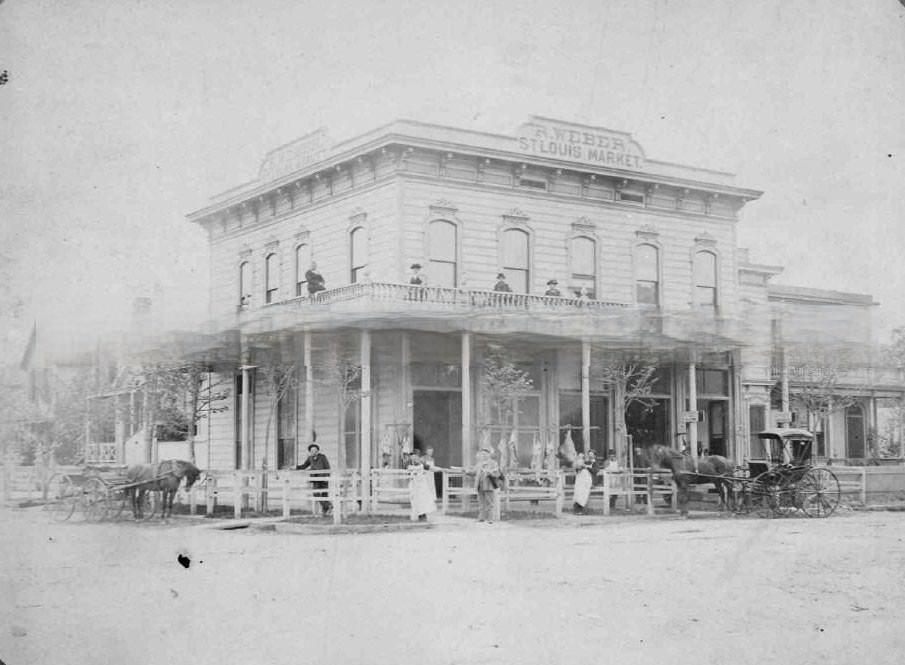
[688,361,698,459]
[581,340,591,454]
[360,330,372,505]
[781,346,790,417]
[462,332,472,461]
[402,332,411,432]
[241,365,251,470]
[304,332,313,455]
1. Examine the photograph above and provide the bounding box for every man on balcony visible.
[494,272,512,292]
[545,279,561,297]
[409,263,426,301]
[305,261,326,296]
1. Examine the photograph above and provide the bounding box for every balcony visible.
[225,282,739,346]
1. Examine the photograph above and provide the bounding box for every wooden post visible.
[441,470,449,514]
[646,471,655,516]
[581,341,591,454]
[860,468,867,505]
[462,332,472,464]
[304,332,313,460]
[360,330,372,513]
[282,476,290,519]
[331,472,340,525]
[206,476,216,516]
[233,471,241,519]
[688,361,698,459]
[241,366,251,471]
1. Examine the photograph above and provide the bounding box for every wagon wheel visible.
[748,470,795,518]
[46,474,78,522]
[106,486,129,521]
[795,467,841,518]
[82,478,109,522]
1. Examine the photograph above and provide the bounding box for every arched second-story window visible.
[501,228,530,293]
[350,226,368,283]
[427,220,457,288]
[635,243,659,306]
[570,236,597,298]
[265,253,279,304]
[239,261,251,306]
[295,243,311,297]
[694,250,717,308]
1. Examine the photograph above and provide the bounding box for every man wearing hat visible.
[493,272,512,293]
[408,262,426,301]
[466,447,503,523]
[296,442,332,515]
[544,279,561,297]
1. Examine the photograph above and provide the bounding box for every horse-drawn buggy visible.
[642,427,841,518]
[46,460,201,523]
[729,428,841,518]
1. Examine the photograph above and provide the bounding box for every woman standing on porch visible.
[406,450,436,522]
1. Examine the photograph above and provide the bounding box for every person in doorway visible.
[544,279,561,297]
[305,261,326,296]
[296,443,332,515]
[467,447,503,523]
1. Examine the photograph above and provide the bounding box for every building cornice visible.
[187,118,764,225]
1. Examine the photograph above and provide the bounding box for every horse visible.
[124,459,201,520]
[636,445,736,517]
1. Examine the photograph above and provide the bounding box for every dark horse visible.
[637,445,735,516]
[125,459,201,520]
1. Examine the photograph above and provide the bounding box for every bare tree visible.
[313,337,361,470]
[591,352,658,460]
[254,354,297,510]
[478,344,533,469]
[783,344,857,438]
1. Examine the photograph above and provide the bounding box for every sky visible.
[1,0,904,359]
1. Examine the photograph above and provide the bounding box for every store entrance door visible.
[413,390,462,468]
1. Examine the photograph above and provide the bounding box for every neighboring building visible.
[159,117,904,474]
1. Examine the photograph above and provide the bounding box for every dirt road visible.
[2,507,904,665]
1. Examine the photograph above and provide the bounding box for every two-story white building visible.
[174,117,901,477]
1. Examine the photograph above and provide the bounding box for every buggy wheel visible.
[47,475,77,522]
[796,468,840,518]
[749,471,794,518]
[83,478,108,522]
[106,488,128,521]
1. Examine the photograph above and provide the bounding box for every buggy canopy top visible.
[757,428,814,441]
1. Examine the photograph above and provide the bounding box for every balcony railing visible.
[262,281,629,313]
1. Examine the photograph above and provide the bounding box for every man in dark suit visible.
[296,443,332,514]
[305,261,326,296]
